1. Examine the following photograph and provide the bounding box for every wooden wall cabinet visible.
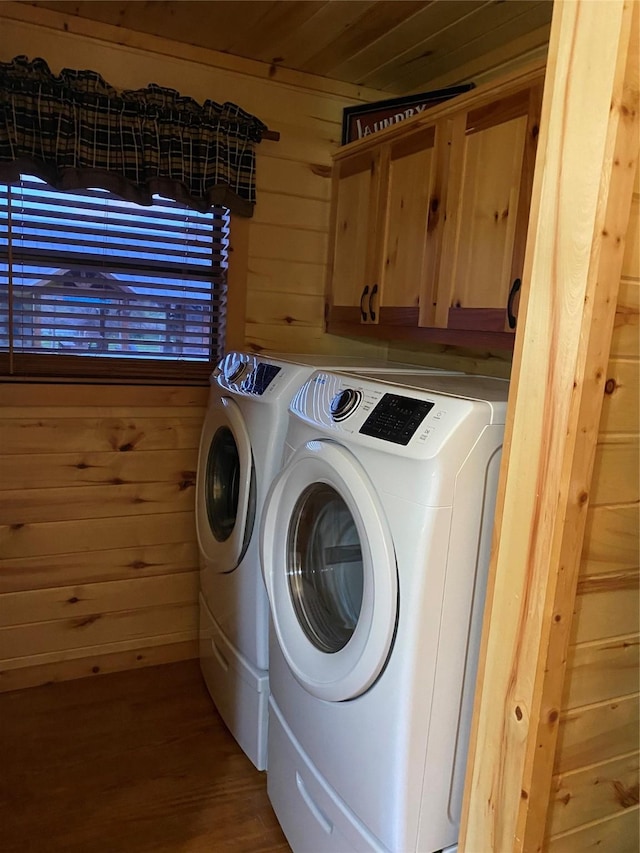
[328,125,442,328]
[325,67,545,350]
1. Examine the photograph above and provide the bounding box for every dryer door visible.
[261,440,397,702]
[196,396,255,572]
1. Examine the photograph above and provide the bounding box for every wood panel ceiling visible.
[26,0,554,94]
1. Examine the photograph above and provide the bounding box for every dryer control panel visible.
[241,362,281,396]
[214,352,284,396]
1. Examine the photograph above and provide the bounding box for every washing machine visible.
[196,351,461,770]
[259,369,509,852]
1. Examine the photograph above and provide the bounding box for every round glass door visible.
[287,484,364,654]
[261,440,398,702]
[196,396,254,572]
[205,426,242,542]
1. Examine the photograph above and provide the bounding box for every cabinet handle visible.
[368,283,378,321]
[507,278,521,329]
[360,285,369,321]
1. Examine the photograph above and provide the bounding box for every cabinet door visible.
[327,149,382,322]
[375,125,444,327]
[435,86,542,333]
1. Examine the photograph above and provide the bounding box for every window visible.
[0,175,229,382]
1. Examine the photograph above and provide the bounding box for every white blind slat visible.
[4,265,226,287]
[0,175,229,372]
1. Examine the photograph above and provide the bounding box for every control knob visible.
[330,388,361,421]
[225,361,248,384]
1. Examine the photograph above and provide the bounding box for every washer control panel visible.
[290,370,506,461]
[292,372,450,449]
[360,393,434,445]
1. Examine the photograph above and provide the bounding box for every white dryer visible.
[196,352,460,770]
[260,370,509,852]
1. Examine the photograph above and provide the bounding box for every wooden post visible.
[459,1,639,851]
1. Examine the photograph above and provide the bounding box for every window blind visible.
[0,176,229,382]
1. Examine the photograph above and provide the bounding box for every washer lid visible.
[261,440,398,702]
[196,396,255,572]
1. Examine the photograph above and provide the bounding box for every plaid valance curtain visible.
[0,56,266,216]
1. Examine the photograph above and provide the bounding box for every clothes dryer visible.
[260,370,509,851]
[196,352,460,770]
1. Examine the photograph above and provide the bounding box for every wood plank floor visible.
[0,660,291,853]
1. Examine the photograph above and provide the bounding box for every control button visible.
[330,388,362,421]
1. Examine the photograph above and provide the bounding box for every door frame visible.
[460,3,639,851]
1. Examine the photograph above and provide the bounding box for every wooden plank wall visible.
[543,169,640,850]
[0,384,208,690]
[387,341,513,378]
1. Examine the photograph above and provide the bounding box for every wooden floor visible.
[0,660,291,853]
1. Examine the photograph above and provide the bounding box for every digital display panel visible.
[359,393,434,445]
[242,363,281,395]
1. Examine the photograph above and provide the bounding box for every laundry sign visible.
[341,83,475,145]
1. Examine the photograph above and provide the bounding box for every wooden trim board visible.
[459,2,640,851]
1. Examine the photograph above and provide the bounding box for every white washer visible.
[196,352,460,770]
[260,370,509,851]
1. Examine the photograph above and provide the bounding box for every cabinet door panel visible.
[329,152,379,311]
[452,115,527,310]
[382,141,433,309]
[435,85,541,334]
